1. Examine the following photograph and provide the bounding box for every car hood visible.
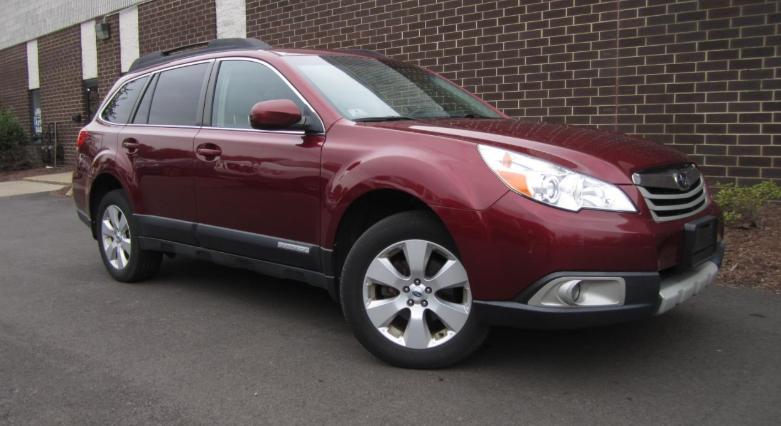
[361,119,691,184]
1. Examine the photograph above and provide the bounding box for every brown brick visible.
[739,157,772,167]
[139,0,216,55]
[728,167,760,178]
[762,169,781,179]
[707,156,737,166]
[0,0,776,181]
[37,25,84,165]
[0,44,31,135]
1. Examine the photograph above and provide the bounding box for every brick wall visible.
[38,25,84,165]
[0,43,31,135]
[138,0,217,55]
[97,13,122,104]
[1,0,779,178]
[247,0,781,185]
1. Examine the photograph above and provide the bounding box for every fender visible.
[319,121,509,249]
[83,149,137,219]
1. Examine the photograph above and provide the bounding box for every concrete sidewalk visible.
[0,180,65,197]
[0,172,71,198]
[22,172,72,185]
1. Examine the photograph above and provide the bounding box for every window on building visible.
[84,78,99,121]
[147,63,209,126]
[100,76,148,124]
[30,89,42,141]
[211,60,305,129]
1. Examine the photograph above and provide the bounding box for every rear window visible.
[100,76,147,124]
[147,63,209,126]
[132,75,156,124]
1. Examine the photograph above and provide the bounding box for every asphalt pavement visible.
[1,192,780,425]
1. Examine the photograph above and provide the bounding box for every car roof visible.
[127,38,391,75]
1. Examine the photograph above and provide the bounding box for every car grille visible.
[632,163,709,222]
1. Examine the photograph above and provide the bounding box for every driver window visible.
[211,60,305,129]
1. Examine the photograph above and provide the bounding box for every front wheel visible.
[340,211,489,369]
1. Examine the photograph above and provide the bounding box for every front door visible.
[193,59,323,269]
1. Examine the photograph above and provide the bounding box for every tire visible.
[96,189,162,282]
[340,210,489,369]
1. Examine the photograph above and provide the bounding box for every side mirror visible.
[250,99,302,130]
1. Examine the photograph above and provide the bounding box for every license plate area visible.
[683,216,718,268]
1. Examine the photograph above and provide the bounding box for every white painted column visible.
[26,40,39,89]
[80,20,98,80]
[216,0,247,39]
[119,6,139,73]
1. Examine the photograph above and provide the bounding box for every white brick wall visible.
[80,20,98,80]
[119,6,139,73]
[26,40,39,89]
[216,0,246,39]
[0,0,147,50]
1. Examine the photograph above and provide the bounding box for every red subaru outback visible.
[73,39,724,368]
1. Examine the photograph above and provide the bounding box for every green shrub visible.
[713,181,781,228]
[0,108,32,171]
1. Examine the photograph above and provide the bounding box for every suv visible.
[74,38,724,368]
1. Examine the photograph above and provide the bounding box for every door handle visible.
[196,146,222,158]
[122,138,140,153]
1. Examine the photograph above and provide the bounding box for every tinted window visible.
[148,63,209,126]
[132,75,156,124]
[211,61,305,129]
[101,76,147,123]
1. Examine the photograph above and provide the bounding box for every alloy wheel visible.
[101,205,132,269]
[362,239,472,349]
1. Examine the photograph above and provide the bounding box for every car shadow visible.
[150,255,712,372]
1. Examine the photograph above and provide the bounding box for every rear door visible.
[118,61,212,244]
[97,75,149,155]
[193,59,324,269]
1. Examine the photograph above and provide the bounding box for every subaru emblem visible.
[673,172,691,190]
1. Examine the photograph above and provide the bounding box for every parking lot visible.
[1,192,780,425]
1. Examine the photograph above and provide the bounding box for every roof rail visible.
[128,38,272,73]
[338,49,387,58]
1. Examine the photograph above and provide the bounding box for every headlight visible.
[478,144,637,213]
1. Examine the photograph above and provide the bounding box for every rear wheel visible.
[96,190,162,282]
[341,211,489,368]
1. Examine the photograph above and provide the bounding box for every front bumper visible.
[473,241,724,330]
[435,189,724,301]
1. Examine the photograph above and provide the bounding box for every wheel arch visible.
[330,188,453,285]
[88,172,129,239]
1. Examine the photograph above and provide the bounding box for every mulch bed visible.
[718,204,781,293]
[0,166,73,183]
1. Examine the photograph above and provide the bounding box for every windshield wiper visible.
[353,116,416,122]
[446,113,501,119]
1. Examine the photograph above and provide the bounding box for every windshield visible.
[283,55,503,121]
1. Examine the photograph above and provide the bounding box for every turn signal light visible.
[77,129,89,148]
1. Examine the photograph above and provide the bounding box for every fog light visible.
[557,280,582,306]
[572,282,581,302]
[529,276,626,308]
